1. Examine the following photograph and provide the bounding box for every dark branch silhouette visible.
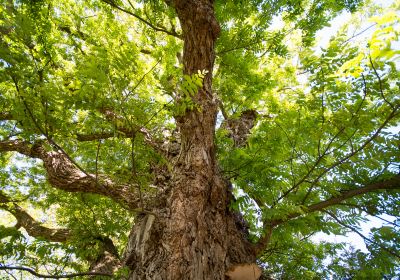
[0,266,112,279]
[274,104,399,205]
[325,211,400,259]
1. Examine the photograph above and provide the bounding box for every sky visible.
[1,0,399,278]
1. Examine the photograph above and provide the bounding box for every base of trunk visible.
[123,176,256,280]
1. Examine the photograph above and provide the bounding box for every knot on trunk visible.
[222,110,258,147]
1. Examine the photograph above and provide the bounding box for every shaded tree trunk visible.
[123,0,257,279]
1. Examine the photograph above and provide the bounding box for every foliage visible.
[0,0,399,278]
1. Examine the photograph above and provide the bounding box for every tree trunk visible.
[123,1,257,279]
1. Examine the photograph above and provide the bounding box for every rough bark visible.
[122,1,257,279]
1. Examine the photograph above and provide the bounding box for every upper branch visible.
[306,175,400,213]
[279,174,400,225]
[275,104,399,205]
[100,0,181,39]
[0,139,144,209]
[98,107,167,156]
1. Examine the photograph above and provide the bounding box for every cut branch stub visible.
[225,263,262,280]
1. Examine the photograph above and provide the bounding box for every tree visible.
[0,0,399,279]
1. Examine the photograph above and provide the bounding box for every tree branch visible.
[221,110,258,147]
[0,191,71,242]
[275,125,345,204]
[0,191,122,274]
[306,175,400,213]
[305,105,399,192]
[12,76,95,182]
[76,132,119,141]
[0,266,112,279]
[0,139,144,209]
[57,24,99,47]
[369,55,394,110]
[276,104,399,205]
[254,174,400,255]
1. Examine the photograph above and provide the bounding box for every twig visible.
[306,105,399,189]
[3,268,18,280]
[123,59,161,102]
[12,77,94,180]
[95,139,102,187]
[369,55,394,110]
[343,23,377,45]
[100,0,181,39]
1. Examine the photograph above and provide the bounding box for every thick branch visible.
[88,237,122,275]
[76,132,118,141]
[0,191,122,274]
[254,175,400,255]
[221,110,258,147]
[0,112,14,121]
[0,139,144,209]
[0,191,71,242]
[306,175,400,213]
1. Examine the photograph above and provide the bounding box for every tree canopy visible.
[0,0,399,279]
